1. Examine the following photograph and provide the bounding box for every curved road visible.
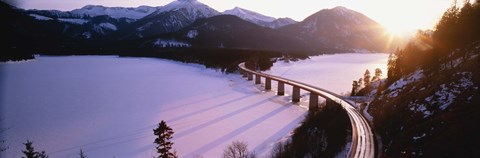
[239,63,374,158]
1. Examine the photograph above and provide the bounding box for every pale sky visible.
[9,0,453,34]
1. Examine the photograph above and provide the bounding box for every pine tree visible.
[0,127,7,153]
[79,149,87,158]
[372,68,383,82]
[22,140,48,158]
[351,80,358,96]
[358,78,363,89]
[153,120,177,158]
[363,69,371,86]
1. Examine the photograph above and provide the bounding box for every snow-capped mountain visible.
[71,5,160,20]
[222,7,296,28]
[280,6,388,52]
[25,5,159,39]
[140,15,307,50]
[150,0,219,21]
[117,0,220,39]
[5,0,392,53]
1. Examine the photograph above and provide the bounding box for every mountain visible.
[0,2,80,54]
[280,6,389,52]
[116,0,220,39]
[25,5,155,39]
[269,17,297,29]
[139,15,308,51]
[25,11,133,39]
[222,7,296,28]
[70,5,160,20]
[139,6,387,53]
[4,1,393,54]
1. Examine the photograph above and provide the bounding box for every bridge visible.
[238,63,375,158]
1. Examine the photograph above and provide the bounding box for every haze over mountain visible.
[2,0,394,55]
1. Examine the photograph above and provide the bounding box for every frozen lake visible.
[0,53,388,158]
[266,53,389,94]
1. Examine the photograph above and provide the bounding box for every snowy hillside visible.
[71,5,160,20]
[223,7,296,28]
[223,7,275,23]
[367,43,480,157]
[119,0,220,39]
[145,0,219,21]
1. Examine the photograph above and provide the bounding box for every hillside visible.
[365,1,480,157]
[369,45,480,157]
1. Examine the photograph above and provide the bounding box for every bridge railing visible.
[238,62,374,158]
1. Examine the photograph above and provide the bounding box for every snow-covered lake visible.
[0,53,388,158]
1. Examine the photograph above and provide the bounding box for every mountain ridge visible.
[2,0,392,54]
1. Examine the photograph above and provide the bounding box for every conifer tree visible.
[22,140,48,158]
[351,81,357,96]
[372,68,383,82]
[363,69,371,86]
[153,120,177,158]
[78,149,87,158]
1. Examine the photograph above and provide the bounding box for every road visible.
[239,63,375,158]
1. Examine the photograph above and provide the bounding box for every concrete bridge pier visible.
[247,73,253,81]
[265,78,272,90]
[309,93,319,111]
[292,86,300,102]
[277,81,285,95]
[255,74,261,84]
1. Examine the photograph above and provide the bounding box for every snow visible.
[98,23,117,31]
[265,53,389,94]
[0,56,306,158]
[387,70,424,98]
[58,18,88,25]
[71,5,159,20]
[413,133,426,141]
[363,103,374,122]
[425,72,474,111]
[222,7,296,29]
[409,102,432,118]
[153,39,191,48]
[93,23,117,34]
[82,32,92,39]
[29,14,53,20]
[153,0,219,21]
[223,7,276,25]
[187,30,198,38]
[136,22,152,31]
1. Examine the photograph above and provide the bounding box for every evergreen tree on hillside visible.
[363,69,371,86]
[351,80,359,96]
[372,68,383,82]
[153,120,177,158]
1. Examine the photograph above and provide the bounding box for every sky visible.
[8,0,453,34]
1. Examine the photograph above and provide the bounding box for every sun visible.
[380,18,420,37]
